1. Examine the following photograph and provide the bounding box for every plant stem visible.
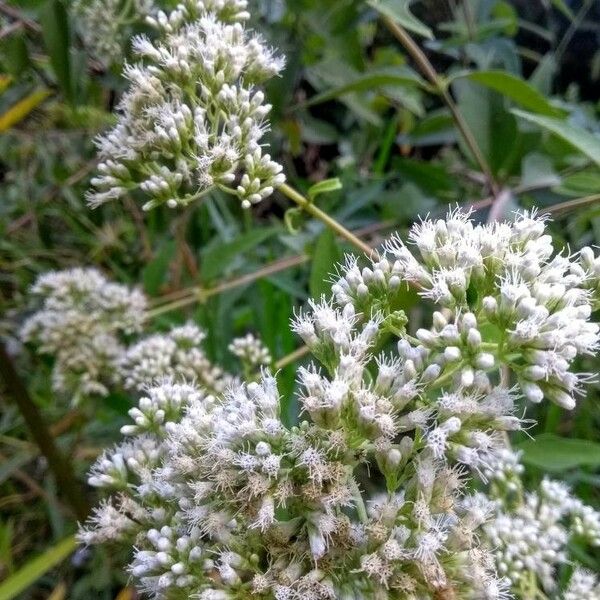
[380,16,498,196]
[274,345,310,370]
[0,342,89,520]
[278,182,376,257]
[555,0,594,63]
[546,193,600,216]
[147,254,310,318]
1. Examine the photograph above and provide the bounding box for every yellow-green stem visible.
[278,182,376,258]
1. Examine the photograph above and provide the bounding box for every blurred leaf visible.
[517,434,600,471]
[40,0,73,103]
[308,178,343,201]
[367,0,433,39]
[1,33,30,77]
[47,582,67,600]
[520,153,561,189]
[551,0,574,20]
[202,227,280,281]
[492,1,518,37]
[0,76,12,95]
[0,536,76,600]
[310,229,342,298]
[0,89,51,132]
[142,240,176,295]
[555,170,600,197]
[0,451,36,485]
[529,54,557,95]
[464,71,564,117]
[512,109,600,167]
[454,79,520,175]
[115,588,136,600]
[303,66,425,108]
[402,109,456,146]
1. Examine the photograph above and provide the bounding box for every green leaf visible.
[40,0,73,103]
[303,67,426,108]
[463,71,564,117]
[307,178,343,202]
[368,0,433,39]
[512,109,600,167]
[517,434,600,472]
[0,536,76,600]
[555,170,600,197]
[551,0,574,20]
[202,227,280,281]
[142,240,176,296]
[0,451,36,485]
[310,229,342,299]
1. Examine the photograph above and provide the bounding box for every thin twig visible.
[555,0,594,63]
[274,345,310,370]
[0,2,41,33]
[380,16,498,196]
[545,193,600,216]
[0,342,89,520]
[147,254,310,318]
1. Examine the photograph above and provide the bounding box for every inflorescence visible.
[20,268,146,402]
[80,211,600,599]
[20,268,269,405]
[87,0,285,211]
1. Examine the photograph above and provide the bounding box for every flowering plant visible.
[79,211,600,599]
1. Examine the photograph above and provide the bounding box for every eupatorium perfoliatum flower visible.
[79,211,600,599]
[481,449,600,598]
[330,209,600,410]
[119,322,235,394]
[20,268,146,402]
[72,0,157,66]
[88,0,285,211]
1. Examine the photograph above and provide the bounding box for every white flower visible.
[20,268,146,402]
[88,3,285,210]
[119,322,234,394]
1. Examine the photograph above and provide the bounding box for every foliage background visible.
[1,0,600,597]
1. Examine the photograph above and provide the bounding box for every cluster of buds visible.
[119,322,235,395]
[80,212,600,598]
[88,0,285,210]
[481,449,600,597]
[20,269,271,404]
[20,268,146,402]
[331,209,599,411]
[72,0,156,66]
[228,332,272,377]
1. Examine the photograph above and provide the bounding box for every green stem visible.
[380,16,498,197]
[0,342,89,521]
[278,182,376,258]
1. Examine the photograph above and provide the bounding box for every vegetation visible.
[1,0,600,598]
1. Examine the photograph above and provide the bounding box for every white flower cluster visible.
[20,268,146,402]
[72,0,156,65]
[228,332,272,376]
[120,322,235,394]
[80,374,512,599]
[330,209,600,410]
[481,449,600,597]
[564,568,600,600]
[88,0,285,210]
[80,212,600,599]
